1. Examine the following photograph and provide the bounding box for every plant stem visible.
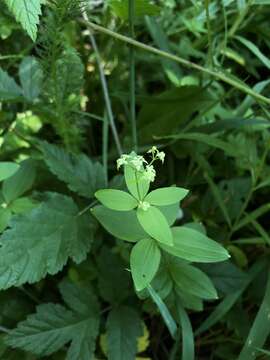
[205,0,213,68]
[102,112,109,186]
[129,0,137,151]
[81,20,270,105]
[82,11,123,156]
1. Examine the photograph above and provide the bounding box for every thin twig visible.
[82,11,123,156]
[81,20,270,105]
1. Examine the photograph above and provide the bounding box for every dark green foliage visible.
[1,0,270,359]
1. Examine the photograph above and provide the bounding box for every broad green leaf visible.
[2,160,36,203]
[0,68,22,100]
[147,284,177,339]
[6,281,100,358]
[109,0,160,20]
[4,0,42,41]
[95,189,138,211]
[19,56,43,101]
[175,287,203,312]
[176,301,195,360]
[124,165,150,200]
[170,261,218,300]
[0,162,19,182]
[40,142,105,198]
[130,238,161,291]
[91,205,147,242]
[158,202,180,226]
[160,226,229,263]
[9,197,37,214]
[138,86,213,142]
[0,193,95,289]
[0,208,11,233]
[145,187,189,206]
[137,206,173,245]
[106,306,143,360]
[237,270,270,360]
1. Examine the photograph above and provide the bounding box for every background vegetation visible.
[0,0,270,359]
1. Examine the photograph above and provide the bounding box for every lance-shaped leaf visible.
[0,193,95,289]
[130,238,161,291]
[124,165,150,200]
[160,226,229,263]
[145,186,189,206]
[137,206,173,245]
[170,261,218,300]
[95,189,138,211]
[0,162,19,182]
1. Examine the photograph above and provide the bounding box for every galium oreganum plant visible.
[92,148,230,300]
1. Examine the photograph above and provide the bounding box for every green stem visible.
[82,11,123,156]
[129,0,137,151]
[205,0,213,68]
[102,112,109,186]
[82,20,270,105]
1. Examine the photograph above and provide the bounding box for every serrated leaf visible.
[0,68,22,100]
[137,206,173,245]
[2,159,36,203]
[19,56,43,101]
[145,187,189,206]
[107,306,143,360]
[0,193,95,289]
[6,281,100,359]
[130,238,161,291]
[109,0,160,20]
[95,189,138,211]
[170,261,218,300]
[4,0,42,41]
[91,205,147,242]
[40,142,105,198]
[0,162,19,182]
[160,226,229,263]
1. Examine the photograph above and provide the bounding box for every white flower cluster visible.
[116,147,165,183]
[138,201,151,211]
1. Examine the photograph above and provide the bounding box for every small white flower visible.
[147,146,158,154]
[116,154,129,170]
[139,201,150,211]
[157,151,165,163]
[130,156,144,171]
[143,165,156,182]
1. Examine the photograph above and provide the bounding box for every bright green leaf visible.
[9,197,37,214]
[170,261,218,300]
[95,189,138,211]
[0,208,11,233]
[145,187,189,206]
[124,165,150,200]
[137,206,173,245]
[0,162,19,182]
[130,238,161,291]
[91,205,147,242]
[4,0,42,41]
[160,226,230,263]
[176,301,195,360]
